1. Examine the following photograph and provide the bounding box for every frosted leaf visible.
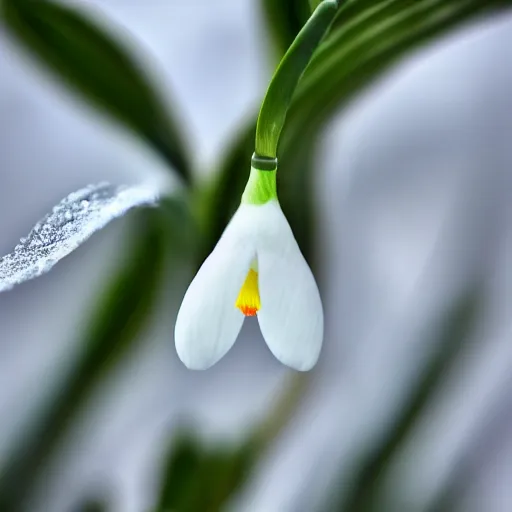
[0,183,160,293]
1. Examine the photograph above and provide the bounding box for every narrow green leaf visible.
[0,201,193,511]
[309,0,324,12]
[290,0,512,128]
[276,134,318,264]
[153,433,257,512]
[73,498,109,512]
[255,0,339,158]
[153,375,307,512]
[184,445,256,512]
[154,432,203,512]
[276,0,512,263]
[260,0,312,58]
[0,0,191,181]
[330,289,482,512]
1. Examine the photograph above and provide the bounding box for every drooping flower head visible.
[174,156,323,371]
[175,0,338,371]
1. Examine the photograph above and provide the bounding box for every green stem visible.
[255,0,339,158]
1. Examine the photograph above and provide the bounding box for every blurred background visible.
[1,0,512,511]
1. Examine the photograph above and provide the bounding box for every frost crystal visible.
[0,183,159,293]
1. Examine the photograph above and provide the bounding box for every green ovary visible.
[241,167,278,205]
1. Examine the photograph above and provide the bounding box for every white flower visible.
[174,199,324,371]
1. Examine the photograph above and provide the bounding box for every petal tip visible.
[175,336,218,371]
[178,356,216,371]
[281,352,320,372]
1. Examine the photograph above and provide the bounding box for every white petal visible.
[174,207,256,370]
[255,202,323,371]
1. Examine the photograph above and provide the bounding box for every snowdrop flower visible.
[175,158,323,371]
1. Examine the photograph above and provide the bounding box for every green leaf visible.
[0,0,191,181]
[0,200,194,511]
[153,375,307,512]
[275,0,512,263]
[153,431,204,511]
[328,289,483,512]
[289,0,512,129]
[153,433,257,512]
[261,0,312,58]
[255,0,339,159]
[73,498,109,512]
[276,133,318,263]
[193,444,257,512]
[309,0,324,12]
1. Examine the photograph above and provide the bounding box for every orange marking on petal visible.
[235,268,261,316]
[239,305,258,316]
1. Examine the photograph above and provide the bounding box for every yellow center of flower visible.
[235,268,261,316]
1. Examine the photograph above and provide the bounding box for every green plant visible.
[0,0,510,510]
